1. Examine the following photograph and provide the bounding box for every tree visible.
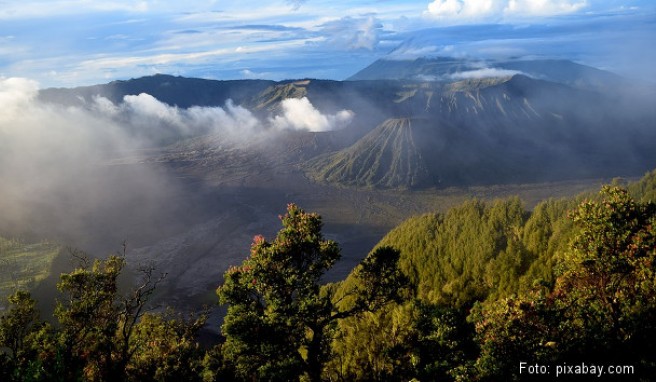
[126,311,207,382]
[0,291,42,381]
[217,204,407,382]
[472,186,656,381]
[54,250,171,382]
[55,254,125,381]
[558,186,656,364]
[326,300,474,382]
[0,291,39,360]
[470,293,561,381]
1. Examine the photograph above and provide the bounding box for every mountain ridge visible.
[35,63,656,190]
[348,57,633,94]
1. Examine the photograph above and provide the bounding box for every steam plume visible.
[270,97,354,132]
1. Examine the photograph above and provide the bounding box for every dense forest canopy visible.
[1,169,655,381]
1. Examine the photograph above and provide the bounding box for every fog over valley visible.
[3,55,656,307]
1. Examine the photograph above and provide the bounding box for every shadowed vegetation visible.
[0,238,60,300]
[1,169,655,381]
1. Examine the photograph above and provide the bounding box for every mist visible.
[0,78,192,252]
[0,77,360,252]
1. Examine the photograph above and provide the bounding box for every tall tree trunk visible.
[305,323,325,382]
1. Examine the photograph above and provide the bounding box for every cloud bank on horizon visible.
[0,0,654,87]
[425,0,588,21]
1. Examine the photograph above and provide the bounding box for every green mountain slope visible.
[327,169,656,381]
[344,169,656,308]
[0,237,61,300]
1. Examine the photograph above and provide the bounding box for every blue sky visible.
[0,0,654,87]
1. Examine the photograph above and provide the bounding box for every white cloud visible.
[92,94,261,139]
[270,97,354,132]
[91,94,120,116]
[2,0,650,88]
[72,39,309,82]
[504,0,588,16]
[93,92,354,136]
[0,77,39,116]
[427,0,503,20]
[240,69,255,78]
[187,100,260,134]
[319,16,383,51]
[449,67,523,79]
[425,0,588,21]
[0,1,150,19]
[123,93,181,124]
[78,49,233,71]
[387,45,457,60]
[286,0,307,10]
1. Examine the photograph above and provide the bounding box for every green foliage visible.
[217,204,407,382]
[628,169,656,203]
[200,343,236,382]
[1,291,39,359]
[0,250,207,382]
[516,198,575,293]
[560,186,656,357]
[473,186,656,381]
[346,246,409,311]
[0,238,60,299]
[55,255,125,381]
[374,197,530,306]
[330,172,656,381]
[327,300,474,381]
[327,303,417,381]
[53,253,207,382]
[126,311,206,382]
[2,169,656,381]
[372,213,440,297]
[0,291,44,381]
[471,293,564,381]
[218,204,340,381]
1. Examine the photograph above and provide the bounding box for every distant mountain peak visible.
[348,56,626,93]
[348,56,480,81]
